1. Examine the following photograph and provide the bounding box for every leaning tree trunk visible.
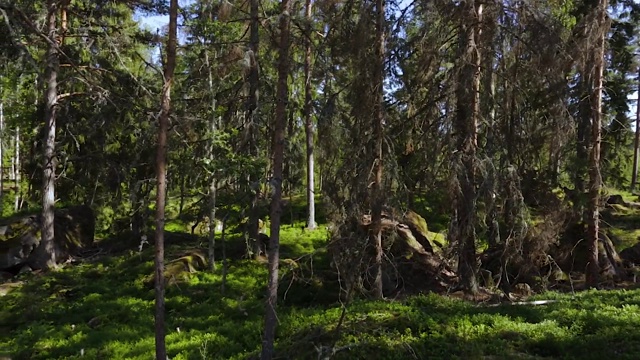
[453,0,483,295]
[304,0,316,230]
[260,0,291,358]
[586,0,608,288]
[41,0,60,269]
[154,0,178,358]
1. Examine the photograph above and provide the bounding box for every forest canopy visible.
[2,0,640,358]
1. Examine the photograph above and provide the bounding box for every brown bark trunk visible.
[481,3,499,249]
[304,0,316,230]
[41,0,59,269]
[154,0,178,358]
[586,0,608,288]
[454,0,482,295]
[248,0,261,258]
[260,0,291,357]
[369,0,386,300]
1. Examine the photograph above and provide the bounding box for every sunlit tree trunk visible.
[304,0,316,230]
[204,47,218,271]
[260,0,291,357]
[41,0,60,269]
[454,0,482,295]
[154,0,178,358]
[631,66,640,192]
[586,0,608,288]
[13,126,19,212]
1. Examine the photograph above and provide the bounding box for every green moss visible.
[5,210,640,360]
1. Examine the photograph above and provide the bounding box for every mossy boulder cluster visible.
[0,205,95,272]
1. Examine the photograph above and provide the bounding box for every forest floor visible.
[2,195,640,359]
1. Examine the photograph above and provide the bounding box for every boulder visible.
[0,205,95,272]
[145,249,207,287]
[620,242,640,265]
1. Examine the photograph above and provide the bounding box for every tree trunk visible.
[260,0,291,357]
[248,0,261,258]
[205,48,218,271]
[586,0,608,288]
[154,0,178,358]
[304,0,316,230]
[631,66,640,192]
[14,126,19,212]
[481,2,499,249]
[369,0,386,300]
[454,0,482,295]
[0,100,4,213]
[41,0,59,269]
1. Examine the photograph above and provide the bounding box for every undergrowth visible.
[3,196,640,359]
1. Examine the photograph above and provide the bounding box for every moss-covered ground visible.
[3,195,640,359]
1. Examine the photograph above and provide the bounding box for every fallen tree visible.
[328,209,457,299]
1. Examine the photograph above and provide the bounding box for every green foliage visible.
[2,220,640,359]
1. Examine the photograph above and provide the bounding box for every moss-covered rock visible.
[0,205,95,272]
[403,210,442,253]
[145,249,208,287]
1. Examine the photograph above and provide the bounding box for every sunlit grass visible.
[5,193,640,359]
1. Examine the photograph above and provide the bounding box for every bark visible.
[248,0,261,257]
[586,0,608,288]
[41,0,59,269]
[13,126,19,212]
[454,0,482,295]
[575,12,594,204]
[260,0,291,357]
[481,3,499,249]
[304,0,316,230]
[0,100,4,212]
[205,48,218,271]
[370,0,386,300]
[631,66,640,192]
[154,0,178,358]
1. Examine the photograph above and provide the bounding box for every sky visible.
[135,14,169,32]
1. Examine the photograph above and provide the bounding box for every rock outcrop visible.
[0,205,95,272]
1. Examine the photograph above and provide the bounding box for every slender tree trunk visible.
[304,0,316,230]
[369,0,386,300]
[248,0,261,258]
[0,100,4,212]
[260,0,291,357]
[586,0,608,288]
[481,3,499,249]
[631,66,640,192]
[454,0,482,295]
[154,0,178,358]
[205,48,218,271]
[13,126,19,212]
[41,0,59,269]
